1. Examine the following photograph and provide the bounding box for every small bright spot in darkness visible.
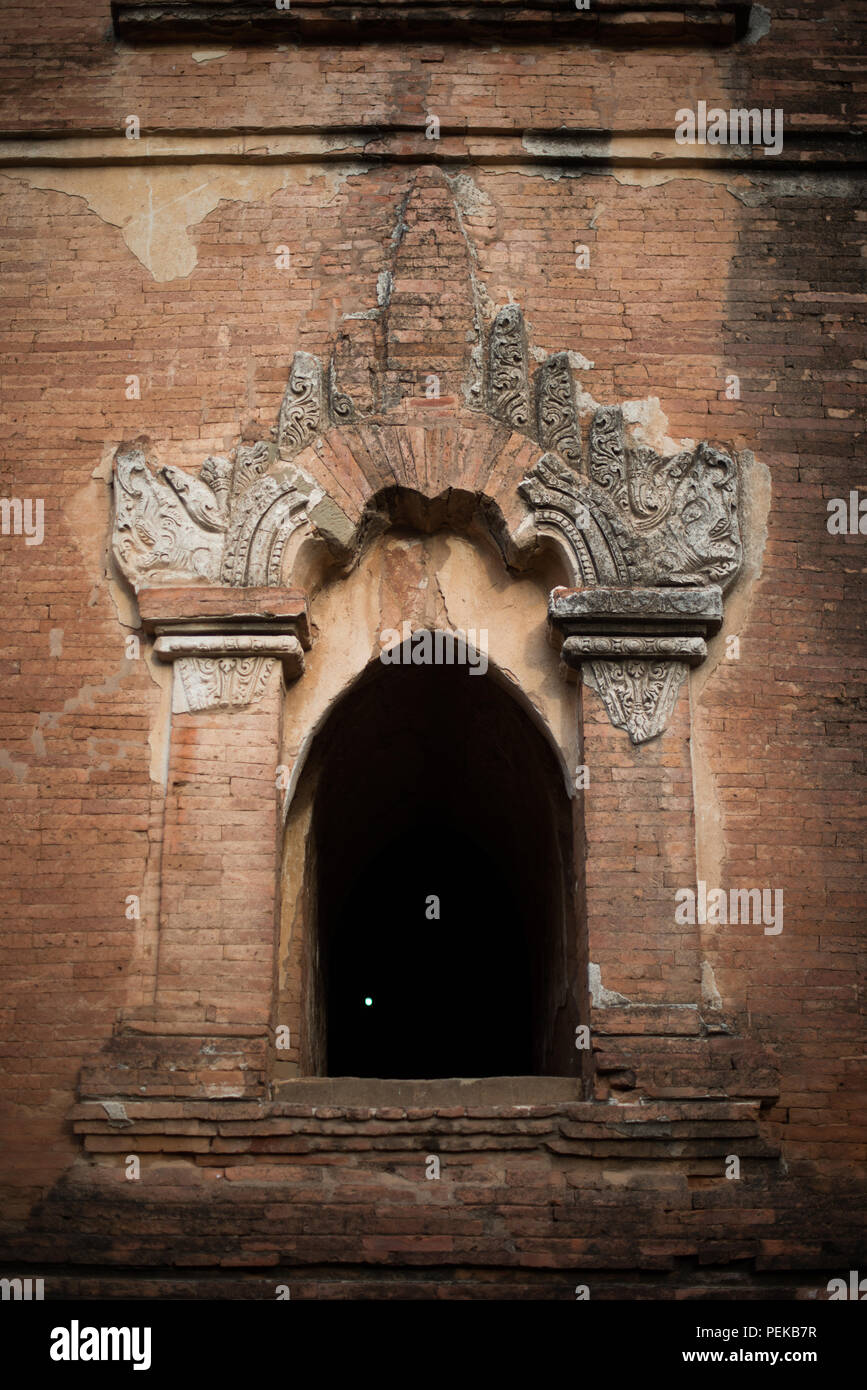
[364,996,373,1007]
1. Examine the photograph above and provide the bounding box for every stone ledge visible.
[590,1005,703,1035]
[70,1098,764,1123]
[118,1019,270,1038]
[70,1097,779,1165]
[112,1,748,46]
[551,585,724,638]
[137,585,311,647]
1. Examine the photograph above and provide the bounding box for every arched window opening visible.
[305,645,583,1079]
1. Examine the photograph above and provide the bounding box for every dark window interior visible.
[310,643,582,1078]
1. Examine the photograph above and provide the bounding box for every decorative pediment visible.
[110,168,745,739]
[518,422,742,592]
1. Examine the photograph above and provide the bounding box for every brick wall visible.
[0,0,864,1293]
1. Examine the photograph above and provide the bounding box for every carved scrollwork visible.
[231,442,272,499]
[176,654,277,713]
[221,471,309,587]
[584,659,689,745]
[519,452,633,585]
[277,351,323,455]
[588,406,628,500]
[521,420,742,593]
[562,635,707,665]
[535,353,582,467]
[488,305,530,429]
[328,355,356,424]
[110,276,748,747]
[199,455,234,515]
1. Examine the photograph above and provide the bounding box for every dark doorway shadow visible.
[310,645,583,1078]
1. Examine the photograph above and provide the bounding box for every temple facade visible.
[0,0,864,1299]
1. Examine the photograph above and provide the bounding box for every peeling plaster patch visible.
[68,468,138,632]
[695,450,771,705]
[191,48,231,62]
[376,269,394,306]
[572,381,685,457]
[522,134,608,162]
[744,4,771,45]
[148,667,174,790]
[701,960,723,1010]
[609,168,688,192]
[726,173,865,207]
[531,167,586,184]
[621,397,685,456]
[574,384,600,415]
[91,447,114,485]
[38,663,138,731]
[690,450,771,893]
[2,163,364,282]
[610,166,866,208]
[588,962,630,1007]
[614,166,861,207]
[101,1101,132,1126]
[0,749,29,784]
[444,170,494,219]
[49,629,63,658]
[66,461,172,784]
[531,345,595,371]
[106,557,142,644]
[690,689,726,893]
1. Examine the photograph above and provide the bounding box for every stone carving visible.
[162,461,228,532]
[154,632,303,664]
[550,584,724,628]
[552,584,720,738]
[488,305,531,429]
[583,659,689,745]
[155,633,304,713]
[110,246,747,744]
[536,353,582,466]
[519,452,632,585]
[521,418,742,591]
[551,584,723,741]
[112,445,224,589]
[328,355,356,424]
[277,352,323,456]
[114,440,316,592]
[231,442,272,498]
[176,655,277,713]
[588,407,741,588]
[199,454,234,515]
[221,471,312,587]
[563,635,707,664]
